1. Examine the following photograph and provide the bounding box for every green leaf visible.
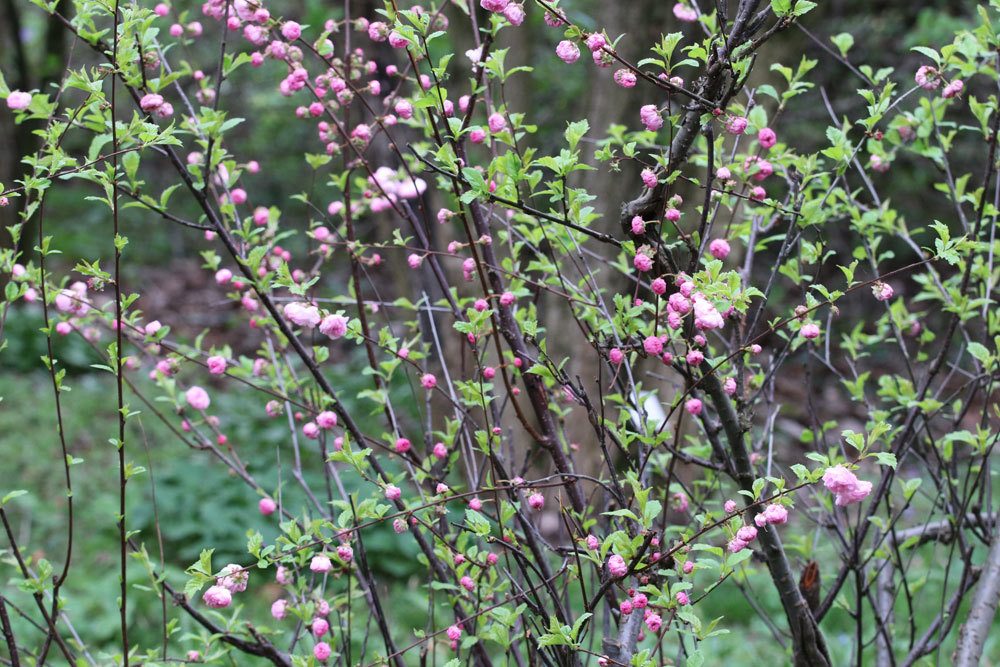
[564,119,589,151]
[1,490,27,506]
[831,33,854,57]
[792,0,817,16]
[770,0,792,15]
[873,452,897,469]
[642,500,662,529]
[967,342,992,366]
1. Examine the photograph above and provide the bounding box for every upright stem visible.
[110,0,129,661]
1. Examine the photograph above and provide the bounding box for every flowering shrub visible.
[1,0,999,665]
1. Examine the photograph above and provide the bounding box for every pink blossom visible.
[6,91,32,110]
[837,479,873,505]
[613,69,637,88]
[447,624,462,641]
[303,422,319,439]
[673,3,697,21]
[685,398,703,416]
[310,555,333,573]
[202,585,232,608]
[870,154,890,173]
[668,292,691,314]
[800,323,821,340]
[633,252,654,273]
[716,166,732,180]
[726,115,748,135]
[693,297,724,330]
[387,31,409,49]
[385,485,401,501]
[643,335,664,356]
[586,534,600,550]
[762,503,789,525]
[311,617,329,637]
[281,21,301,41]
[395,437,411,453]
[683,560,695,574]
[186,386,211,410]
[488,112,507,133]
[873,282,894,301]
[469,128,487,143]
[395,100,414,120]
[140,93,164,112]
[758,127,777,149]
[420,373,437,389]
[556,40,580,63]
[527,492,545,510]
[674,491,689,511]
[284,302,321,328]
[367,21,388,41]
[609,347,624,364]
[585,33,606,51]
[651,278,667,295]
[736,525,758,543]
[640,104,663,131]
[433,442,448,458]
[745,156,773,181]
[823,465,872,506]
[915,65,940,90]
[217,563,248,592]
[620,599,633,615]
[271,599,287,619]
[314,642,331,661]
[630,216,646,234]
[503,3,526,25]
[481,0,509,11]
[337,545,353,562]
[319,313,349,339]
[709,238,730,260]
[645,612,663,632]
[316,411,337,429]
[207,355,226,375]
[686,349,704,366]
[607,554,628,578]
[943,80,964,98]
[724,499,737,513]
[727,538,747,553]
[641,169,657,188]
[259,497,277,515]
[460,575,475,591]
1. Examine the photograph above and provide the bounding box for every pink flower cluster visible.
[727,524,758,553]
[201,562,250,608]
[823,465,872,506]
[139,93,174,118]
[753,503,789,528]
[6,90,32,110]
